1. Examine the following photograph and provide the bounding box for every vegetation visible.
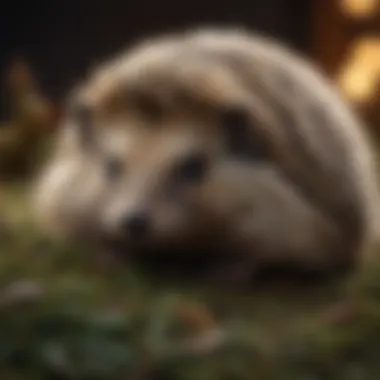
[1,189,380,380]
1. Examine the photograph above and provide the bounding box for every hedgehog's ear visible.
[66,96,94,148]
[219,106,268,161]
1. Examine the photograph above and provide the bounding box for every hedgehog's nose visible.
[121,212,151,238]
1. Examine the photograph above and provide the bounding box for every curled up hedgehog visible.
[31,27,380,286]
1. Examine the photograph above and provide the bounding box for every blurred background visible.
[0,1,379,379]
[1,0,379,123]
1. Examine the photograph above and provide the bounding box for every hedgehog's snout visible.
[119,210,152,239]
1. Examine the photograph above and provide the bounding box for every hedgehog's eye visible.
[104,157,124,181]
[174,153,209,183]
[219,106,268,160]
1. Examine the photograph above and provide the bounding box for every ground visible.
[1,181,380,380]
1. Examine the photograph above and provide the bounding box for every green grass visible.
[1,183,380,379]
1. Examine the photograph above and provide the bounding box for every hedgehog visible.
[31,27,380,285]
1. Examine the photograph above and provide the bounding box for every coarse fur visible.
[31,26,380,284]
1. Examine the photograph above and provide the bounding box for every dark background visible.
[0,0,312,109]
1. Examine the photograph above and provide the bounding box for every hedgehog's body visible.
[32,27,380,283]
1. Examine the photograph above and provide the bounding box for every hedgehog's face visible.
[96,124,219,248]
[66,106,224,250]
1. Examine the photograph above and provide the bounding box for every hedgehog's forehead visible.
[97,122,213,170]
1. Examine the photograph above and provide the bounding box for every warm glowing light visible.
[340,0,379,19]
[336,37,380,103]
